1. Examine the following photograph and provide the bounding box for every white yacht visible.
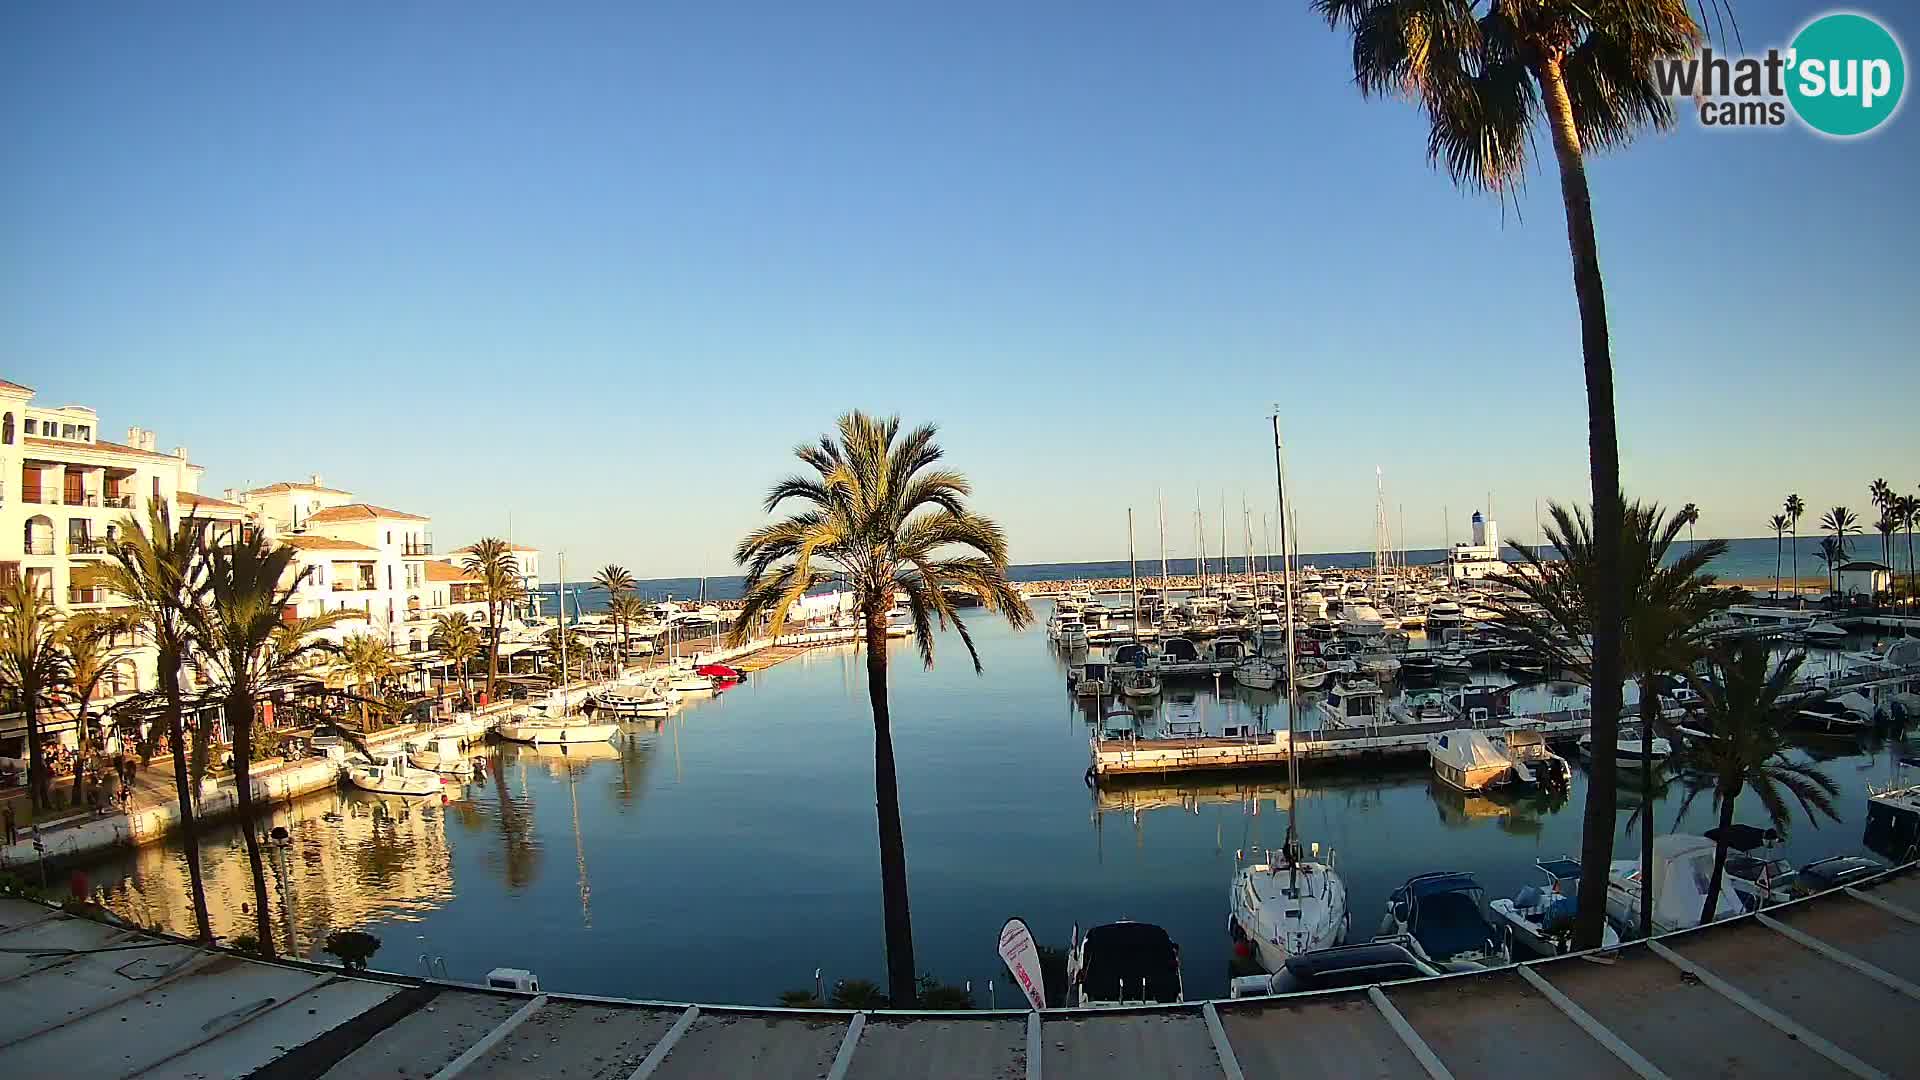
[1074,661,1113,698]
[1379,872,1511,971]
[344,752,440,797]
[409,736,483,778]
[1317,677,1385,729]
[1055,621,1090,650]
[498,692,619,745]
[1065,922,1183,1007]
[1578,730,1672,770]
[1338,604,1387,638]
[1494,727,1573,790]
[1230,844,1349,974]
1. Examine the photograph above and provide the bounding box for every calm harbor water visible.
[92,602,1912,1004]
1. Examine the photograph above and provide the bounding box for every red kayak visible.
[696,663,745,680]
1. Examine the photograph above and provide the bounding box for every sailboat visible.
[498,552,618,745]
[1229,414,1350,978]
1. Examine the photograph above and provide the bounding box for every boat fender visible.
[1083,765,1095,789]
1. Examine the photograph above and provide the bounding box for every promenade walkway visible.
[4,862,1917,1078]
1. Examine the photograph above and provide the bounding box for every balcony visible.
[103,494,135,509]
[24,540,54,556]
[69,537,108,556]
[68,586,104,605]
[63,492,100,507]
[332,580,376,593]
[403,541,434,556]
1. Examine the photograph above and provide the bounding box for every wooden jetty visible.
[5,861,1919,1078]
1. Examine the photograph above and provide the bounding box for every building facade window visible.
[2,413,11,444]
[23,419,34,435]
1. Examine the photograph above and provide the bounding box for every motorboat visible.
[1792,854,1888,897]
[666,669,718,694]
[1401,652,1439,683]
[1157,636,1203,673]
[1055,621,1089,650]
[1065,921,1183,1007]
[1390,689,1452,724]
[1442,685,1514,726]
[1316,677,1385,729]
[1795,692,1873,735]
[593,686,674,718]
[1229,938,1438,998]
[1205,636,1248,665]
[1232,655,1280,691]
[1355,651,1402,682]
[1425,600,1464,630]
[497,697,620,745]
[1110,642,1153,669]
[344,753,441,797]
[1578,729,1672,769]
[1605,833,1747,934]
[1489,858,1620,957]
[1292,656,1332,691]
[1118,666,1162,699]
[1434,650,1474,681]
[1074,661,1113,698]
[1493,727,1572,790]
[1338,605,1387,638]
[1803,621,1849,640]
[1379,872,1510,971]
[1229,843,1349,975]
[409,736,484,778]
[1708,823,1795,909]
[1099,706,1138,739]
[1428,729,1512,792]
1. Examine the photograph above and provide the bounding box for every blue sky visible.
[6,2,1915,576]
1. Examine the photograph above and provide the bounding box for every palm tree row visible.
[593,564,638,677]
[1311,0,1721,947]
[1492,498,1734,939]
[0,505,364,952]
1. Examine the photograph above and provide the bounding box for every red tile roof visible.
[241,481,356,496]
[178,491,244,512]
[279,536,376,552]
[23,435,183,463]
[303,503,427,524]
[424,561,479,582]
[0,378,32,393]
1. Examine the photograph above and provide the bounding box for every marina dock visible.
[5,860,1917,1078]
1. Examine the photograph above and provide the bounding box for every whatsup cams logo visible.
[1653,11,1906,136]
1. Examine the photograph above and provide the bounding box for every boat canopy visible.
[1651,834,1747,928]
[1395,872,1500,964]
[1433,730,1509,770]
[1080,923,1181,1004]
[1111,644,1149,667]
[1161,638,1199,662]
[1536,858,1583,882]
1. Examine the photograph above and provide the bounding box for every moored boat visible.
[1379,871,1511,971]
[1066,921,1183,1007]
[1428,729,1512,792]
[1489,858,1620,957]
[1230,842,1348,975]
[344,753,441,797]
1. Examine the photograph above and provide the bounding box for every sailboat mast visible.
[558,550,569,692]
[1128,508,1139,641]
[1158,494,1169,620]
[1273,412,1302,886]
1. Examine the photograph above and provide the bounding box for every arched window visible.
[2,413,12,444]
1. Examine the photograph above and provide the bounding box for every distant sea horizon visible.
[543,534,1864,609]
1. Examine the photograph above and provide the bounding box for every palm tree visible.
[607,594,650,672]
[1785,494,1806,607]
[337,633,397,730]
[1819,506,1859,597]
[593,565,636,675]
[0,578,68,811]
[1874,510,1900,605]
[188,529,358,956]
[98,504,214,941]
[431,612,474,701]
[729,412,1033,1005]
[1677,503,1700,554]
[439,620,482,706]
[1492,499,1733,939]
[1310,0,1703,946]
[462,539,525,702]
[1898,493,1920,601]
[1812,538,1841,601]
[1767,513,1789,602]
[1869,479,1894,583]
[57,611,135,807]
[1676,643,1839,923]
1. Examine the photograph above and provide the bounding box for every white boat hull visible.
[344,770,440,797]
[497,721,620,745]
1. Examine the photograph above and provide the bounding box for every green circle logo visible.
[1787,13,1906,136]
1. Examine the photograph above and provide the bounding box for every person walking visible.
[3,801,17,847]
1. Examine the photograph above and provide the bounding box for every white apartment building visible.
[0,378,231,757]
[445,542,543,622]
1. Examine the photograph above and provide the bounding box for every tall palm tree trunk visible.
[1540,54,1627,951]
[70,702,93,807]
[1637,678,1659,939]
[1791,526,1800,607]
[1774,533,1783,601]
[227,690,276,956]
[864,597,916,1006]
[1700,780,1740,925]
[486,603,500,702]
[160,661,213,941]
